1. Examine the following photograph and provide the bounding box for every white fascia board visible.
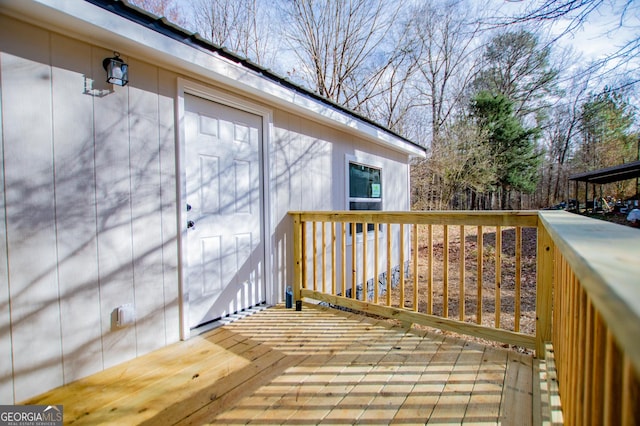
[1,0,425,158]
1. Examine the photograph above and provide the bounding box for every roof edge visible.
[569,160,640,184]
[85,0,426,157]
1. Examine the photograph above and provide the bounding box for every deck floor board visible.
[23,304,534,425]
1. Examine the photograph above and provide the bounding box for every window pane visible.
[349,201,381,211]
[349,163,381,199]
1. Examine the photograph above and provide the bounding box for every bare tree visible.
[540,69,593,205]
[496,0,640,91]
[407,1,487,209]
[412,119,495,210]
[356,20,423,133]
[190,0,275,66]
[280,0,404,110]
[408,0,484,147]
[472,29,560,123]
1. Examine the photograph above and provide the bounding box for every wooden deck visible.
[25,304,536,425]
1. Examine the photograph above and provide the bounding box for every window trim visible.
[345,155,384,243]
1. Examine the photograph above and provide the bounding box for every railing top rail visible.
[289,210,539,227]
[539,210,640,374]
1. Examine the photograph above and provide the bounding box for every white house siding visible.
[0,6,414,404]
[269,108,410,301]
[0,15,180,403]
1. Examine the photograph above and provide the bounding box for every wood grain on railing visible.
[515,227,522,332]
[331,222,336,296]
[351,222,356,300]
[495,225,501,329]
[413,224,418,312]
[442,225,448,317]
[540,210,640,425]
[459,225,465,322]
[477,226,483,325]
[386,223,392,306]
[427,224,433,315]
[312,222,317,292]
[374,224,379,304]
[399,223,405,310]
[362,223,367,302]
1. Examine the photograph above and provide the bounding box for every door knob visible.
[187,220,195,229]
[187,203,192,211]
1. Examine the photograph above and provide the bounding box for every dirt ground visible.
[384,225,538,354]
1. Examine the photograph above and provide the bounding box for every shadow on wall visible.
[0,34,183,403]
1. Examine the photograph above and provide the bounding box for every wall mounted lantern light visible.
[102,52,128,86]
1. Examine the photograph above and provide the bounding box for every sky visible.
[172,0,638,61]
[492,0,639,62]
[169,0,639,93]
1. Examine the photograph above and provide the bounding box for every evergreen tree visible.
[472,30,558,122]
[577,87,636,170]
[470,91,541,208]
[573,86,637,198]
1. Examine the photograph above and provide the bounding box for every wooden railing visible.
[290,210,640,424]
[290,211,545,351]
[539,211,640,425]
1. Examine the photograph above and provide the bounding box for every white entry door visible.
[185,93,264,329]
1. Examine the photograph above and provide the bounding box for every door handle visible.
[187,220,195,229]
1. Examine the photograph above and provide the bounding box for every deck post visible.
[292,213,303,303]
[536,222,554,358]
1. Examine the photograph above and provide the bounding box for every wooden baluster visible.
[321,222,326,294]
[621,357,640,426]
[399,223,405,309]
[477,226,483,324]
[459,225,465,321]
[515,227,522,332]
[386,223,392,306]
[495,225,501,329]
[413,224,419,312]
[312,221,317,292]
[341,222,346,297]
[427,224,433,315]
[374,223,379,304]
[351,222,356,299]
[362,223,367,301]
[591,309,606,425]
[443,225,449,318]
[574,285,586,426]
[582,299,594,425]
[331,222,336,296]
[301,221,307,291]
[603,330,622,425]
[292,214,304,301]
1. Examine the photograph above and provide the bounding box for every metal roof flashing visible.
[4,0,425,157]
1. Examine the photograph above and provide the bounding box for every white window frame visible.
[345,155,384,244]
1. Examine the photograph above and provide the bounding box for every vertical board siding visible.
[92,47,137,369]
[0,18,64,403]
[0,16,179,402]
[0,55,12,403]
[271,110,290,303]
[128,59,166,355]
[158,69,180,344]
[271,109,411,303]
[51,34,103,384]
